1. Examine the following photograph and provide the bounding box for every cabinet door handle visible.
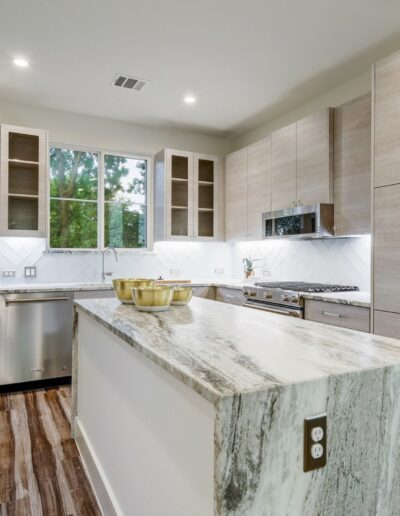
[321,310,342,318]
[5,296,70,305]
[31,367,45,372]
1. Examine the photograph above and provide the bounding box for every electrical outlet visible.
[24,266,37,278]
[214,268,224,274]
[262,270,271,276]
[304,413,327,472]
[2,270,16,278]
[169,268,180,276]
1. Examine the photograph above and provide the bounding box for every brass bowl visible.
[131,286,174,312]
[113,278,155,304]
[171,287,193,306]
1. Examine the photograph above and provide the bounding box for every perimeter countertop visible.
[75,296,395,405]
[0,280,371,307]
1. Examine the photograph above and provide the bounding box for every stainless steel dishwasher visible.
[0,291,73,386]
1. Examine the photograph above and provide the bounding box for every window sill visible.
[44,249,156,255]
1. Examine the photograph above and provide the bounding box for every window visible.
[49,146,149,249]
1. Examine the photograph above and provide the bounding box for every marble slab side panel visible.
[215,366,400,516]
[70,308,79,438]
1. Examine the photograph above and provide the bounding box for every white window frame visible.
[47,143,153,252]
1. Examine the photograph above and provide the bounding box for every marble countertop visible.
[75,296,398,405]
[302,290,370,308]
[0,279,371,307]
[0,282,115,294]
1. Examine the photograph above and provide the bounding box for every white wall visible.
[230,71,371,150]
[0,98,230,156]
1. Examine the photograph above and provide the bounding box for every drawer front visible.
[216,287,244,306]
[304,300,370,332]
[374,310,400,339]
[192,286,216,300]
[74,289,116,300]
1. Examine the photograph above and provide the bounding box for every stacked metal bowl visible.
[112,279,193,311]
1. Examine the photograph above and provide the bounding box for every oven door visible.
[244,299,303,318]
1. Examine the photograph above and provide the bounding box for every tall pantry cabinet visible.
[372,50,400,337]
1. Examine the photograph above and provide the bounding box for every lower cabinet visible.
[304,299,370,332]
[74,289,115,300]
[192,286,216,300]
[216,287,244,306]
[374,310,400,339]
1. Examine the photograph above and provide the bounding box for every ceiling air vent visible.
[111,74,149,91]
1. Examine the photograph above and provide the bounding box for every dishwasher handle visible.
[5,296,71,305]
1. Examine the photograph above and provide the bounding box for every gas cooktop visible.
[254,282,359,293]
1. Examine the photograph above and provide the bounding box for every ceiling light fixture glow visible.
[13,57,29,68]
[184,95,196,104]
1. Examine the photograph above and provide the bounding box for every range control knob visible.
[291,296,299,303]
[264,291,273,299]
[281,294,289,302]
[248,291,257,297]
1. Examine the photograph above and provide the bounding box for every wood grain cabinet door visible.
[271,123,297,211]
[374,310,400,339]
[296,109,333,206]
[247,138,271,240]
[374,184,400,313]
[225,148,247,240]
[334,94,371,236]
[374,50,400,188]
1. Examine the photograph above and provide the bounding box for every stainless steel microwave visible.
[262,203,334,239]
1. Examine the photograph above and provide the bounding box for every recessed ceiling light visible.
[184,95,196,104]
[13,57,29,68]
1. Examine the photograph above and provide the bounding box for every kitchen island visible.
[73,297,400,516]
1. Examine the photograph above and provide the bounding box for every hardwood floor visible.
[0,386,101,516]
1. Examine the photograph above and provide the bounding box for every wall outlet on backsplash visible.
[24,266,37,278]
[2,270,16,278]
[169,268,181,276]
[214,268,224,274]
[262,270,271,276]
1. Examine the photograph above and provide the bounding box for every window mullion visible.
[98,151,105,250]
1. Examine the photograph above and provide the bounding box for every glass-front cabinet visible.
[0,125,48,236]
[154,149,221,241]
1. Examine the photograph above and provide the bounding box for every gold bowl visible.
[113,278,155,304]
[131,286,175,312]
[171,287,193,306]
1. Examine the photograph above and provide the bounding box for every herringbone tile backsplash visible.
[0,236,371,290]
[231,236,371,291]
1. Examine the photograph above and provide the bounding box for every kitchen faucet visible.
[102,247,119,281]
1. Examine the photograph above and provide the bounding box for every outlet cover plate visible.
[304,413,327,472]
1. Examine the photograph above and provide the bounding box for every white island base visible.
[73,313,214,516]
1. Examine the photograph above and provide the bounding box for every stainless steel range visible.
[243,282,359,318]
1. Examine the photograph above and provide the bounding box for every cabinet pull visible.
[31,367,45,372]
[5,296,70,305]
[321,310,342,318]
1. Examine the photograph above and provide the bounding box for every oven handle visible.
[244,302,302,318]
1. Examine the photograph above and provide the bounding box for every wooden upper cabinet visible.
[247,138,271,240]
[296,109,333,206]
[374,50,400,188]
[271,123,296,211]
[0,124,48,237]
[225,148,247,241]
[333,94,371,236]
[374,184,400,313]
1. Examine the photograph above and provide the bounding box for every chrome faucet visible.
[102,247,119,281]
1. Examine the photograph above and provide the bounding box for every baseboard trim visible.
[74,418,123,516]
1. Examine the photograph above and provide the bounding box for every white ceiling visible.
[1,0,400,137]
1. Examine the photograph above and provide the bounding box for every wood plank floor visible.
[0,386,101,516]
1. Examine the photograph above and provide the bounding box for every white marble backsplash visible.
[0,235,371,289]
[230,235,371,291]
